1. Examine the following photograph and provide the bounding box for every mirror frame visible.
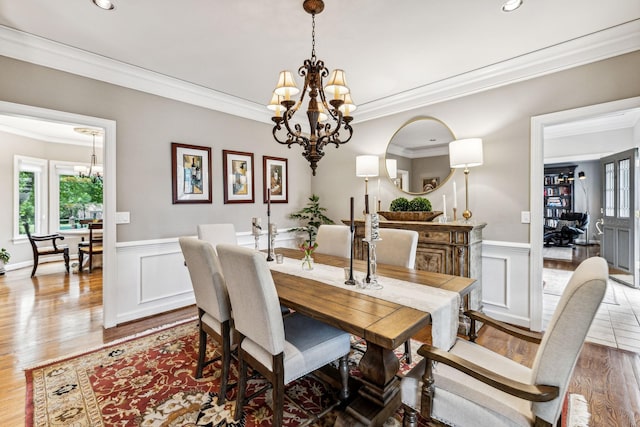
[384,116,456,195]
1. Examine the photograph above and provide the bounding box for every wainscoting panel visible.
[481,241,532,328]
[109,231,298,327]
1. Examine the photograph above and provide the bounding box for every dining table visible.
[268,247,477,426]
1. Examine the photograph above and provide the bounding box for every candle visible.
[252,217,261,236]
[453,181,458,209]
[270,223,277,234]
[372,196,377,213]
[267,188,271,215]
[350,197,354,232]
[442,194,447,215]
[365,214,372,242]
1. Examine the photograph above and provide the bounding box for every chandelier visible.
[73,127,103,183]
[268,0,355,176]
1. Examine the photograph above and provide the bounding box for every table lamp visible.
[449,138,483,220]
[356,155,379,214]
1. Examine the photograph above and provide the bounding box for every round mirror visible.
[384,117,455,194]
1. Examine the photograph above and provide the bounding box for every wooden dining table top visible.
[270,247,477,350]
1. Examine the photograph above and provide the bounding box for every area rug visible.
[25,320,588,427]
[543,246,573,261]
[25,320,421,427]
[543,268,618,304]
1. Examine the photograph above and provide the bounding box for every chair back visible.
[23,222,38,251]
[314,225,351,258]
[216,244,285,356]
[179,237,231,323]
[87,222,103,244]
[531,256,607,424]
[376,228,419,268]
[197,224,237,249]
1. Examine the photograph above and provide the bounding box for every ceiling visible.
[0,1,639,147]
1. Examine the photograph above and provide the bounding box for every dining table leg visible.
[339,341,402,426]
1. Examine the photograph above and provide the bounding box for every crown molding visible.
[0,20,638,124]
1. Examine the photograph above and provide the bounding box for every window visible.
[618,158,630,218]
[604,161,615,217]
[14,156,48,238]
[50,161,103,231]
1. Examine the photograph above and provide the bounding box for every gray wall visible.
[0,55,313,265]
[312,50,640,243]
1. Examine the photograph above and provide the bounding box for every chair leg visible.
[404,340,412,364]
[219,324,232,404]
[234,351,248,421]
[402,405,418,427]
[30,253,38,278]
[273,373,285,427]
[196,326,207,379]
[63,248,70,273]
[338,354,349,401]
[78,250,84,273]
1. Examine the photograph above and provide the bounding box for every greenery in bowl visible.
[390,197,432,212]
[0,248,10,264]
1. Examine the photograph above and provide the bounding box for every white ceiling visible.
[0,0,639,148]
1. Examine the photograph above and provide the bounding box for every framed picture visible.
[422,177,440,192]
[223,150,255,203]
[263,156,288,203]
[171,142,212,204]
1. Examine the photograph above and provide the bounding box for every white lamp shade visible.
[274,70,300,99]
[338,93,357,116]
[385,158,397,179]
[324,69,350,99]
[449,138,483,168]
[356,155,379,177]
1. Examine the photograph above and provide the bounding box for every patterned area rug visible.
[25,320,587,426]
[25,320,421,426]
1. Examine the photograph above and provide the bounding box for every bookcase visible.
[544,165,576,228]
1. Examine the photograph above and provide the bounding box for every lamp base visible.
[462,209,472,220]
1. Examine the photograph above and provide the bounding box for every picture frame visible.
[171,142,212,204]
[422,177,440,192]
[263,156,288,203]
[223,150,255,203]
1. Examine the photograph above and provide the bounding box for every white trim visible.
[0,21,638,123]
[0,101,117,329]
[530,96,640,331]
[13,155,48,238]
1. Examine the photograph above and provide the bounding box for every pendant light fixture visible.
[74,127,104,183]
[268,0,355,176]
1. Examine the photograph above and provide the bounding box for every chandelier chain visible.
[311,13,316,60]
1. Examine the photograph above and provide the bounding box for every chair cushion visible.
[556,219,575,230]
[401,338,534,427]
[241,312,350,384]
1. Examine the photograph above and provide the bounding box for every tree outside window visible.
[58,175,103,229]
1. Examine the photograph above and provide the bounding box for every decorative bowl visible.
[377,211,443,222]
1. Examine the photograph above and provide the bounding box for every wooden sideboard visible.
[344,219,486,317]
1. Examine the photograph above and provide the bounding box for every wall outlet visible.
[521,211,531,224]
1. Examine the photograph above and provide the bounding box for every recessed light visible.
[93,0,115,11]
[502,0,523,12]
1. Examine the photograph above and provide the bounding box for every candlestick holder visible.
[253,233,261,251]
[366,238,382,290]
[269,228,277,260]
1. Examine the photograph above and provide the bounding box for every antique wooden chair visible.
[24,222,70,277]
[400,257,608,427]
[179,237,235,402]
[77,222,103,273]
[216,244,351,426]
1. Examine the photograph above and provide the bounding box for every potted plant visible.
[0,248,10,275]
[288,194,334,269]
[379,196,442,222]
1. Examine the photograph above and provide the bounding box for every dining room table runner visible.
[269,255,460,350]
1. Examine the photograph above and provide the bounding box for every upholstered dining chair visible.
[400,256,608,427]
[197,223,237,248]
[375,228,419,362]
[179,237,234,403]
[314,224,352,258]
[216,244,351,426]
[24,222,70,277]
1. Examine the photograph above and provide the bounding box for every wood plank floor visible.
[1,257,639,426]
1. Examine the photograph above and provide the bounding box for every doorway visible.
[0,100,116,327]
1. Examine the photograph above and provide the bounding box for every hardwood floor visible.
[2,258,639,426]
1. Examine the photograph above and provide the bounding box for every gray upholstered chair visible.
[314,224,351,258]
[179,237,234,403]
[401,256,608,427]
[197,223,237,248]
[375,228,419,362]
[216,243,351,426]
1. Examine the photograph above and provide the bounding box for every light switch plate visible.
[521,211,531,224]
[115,211,130,224]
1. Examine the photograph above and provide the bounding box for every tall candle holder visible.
[345,196,356,286]
[363,213,382,290]
[252,217,262,251]
[269,224,278,260]
[266,189,274,261]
